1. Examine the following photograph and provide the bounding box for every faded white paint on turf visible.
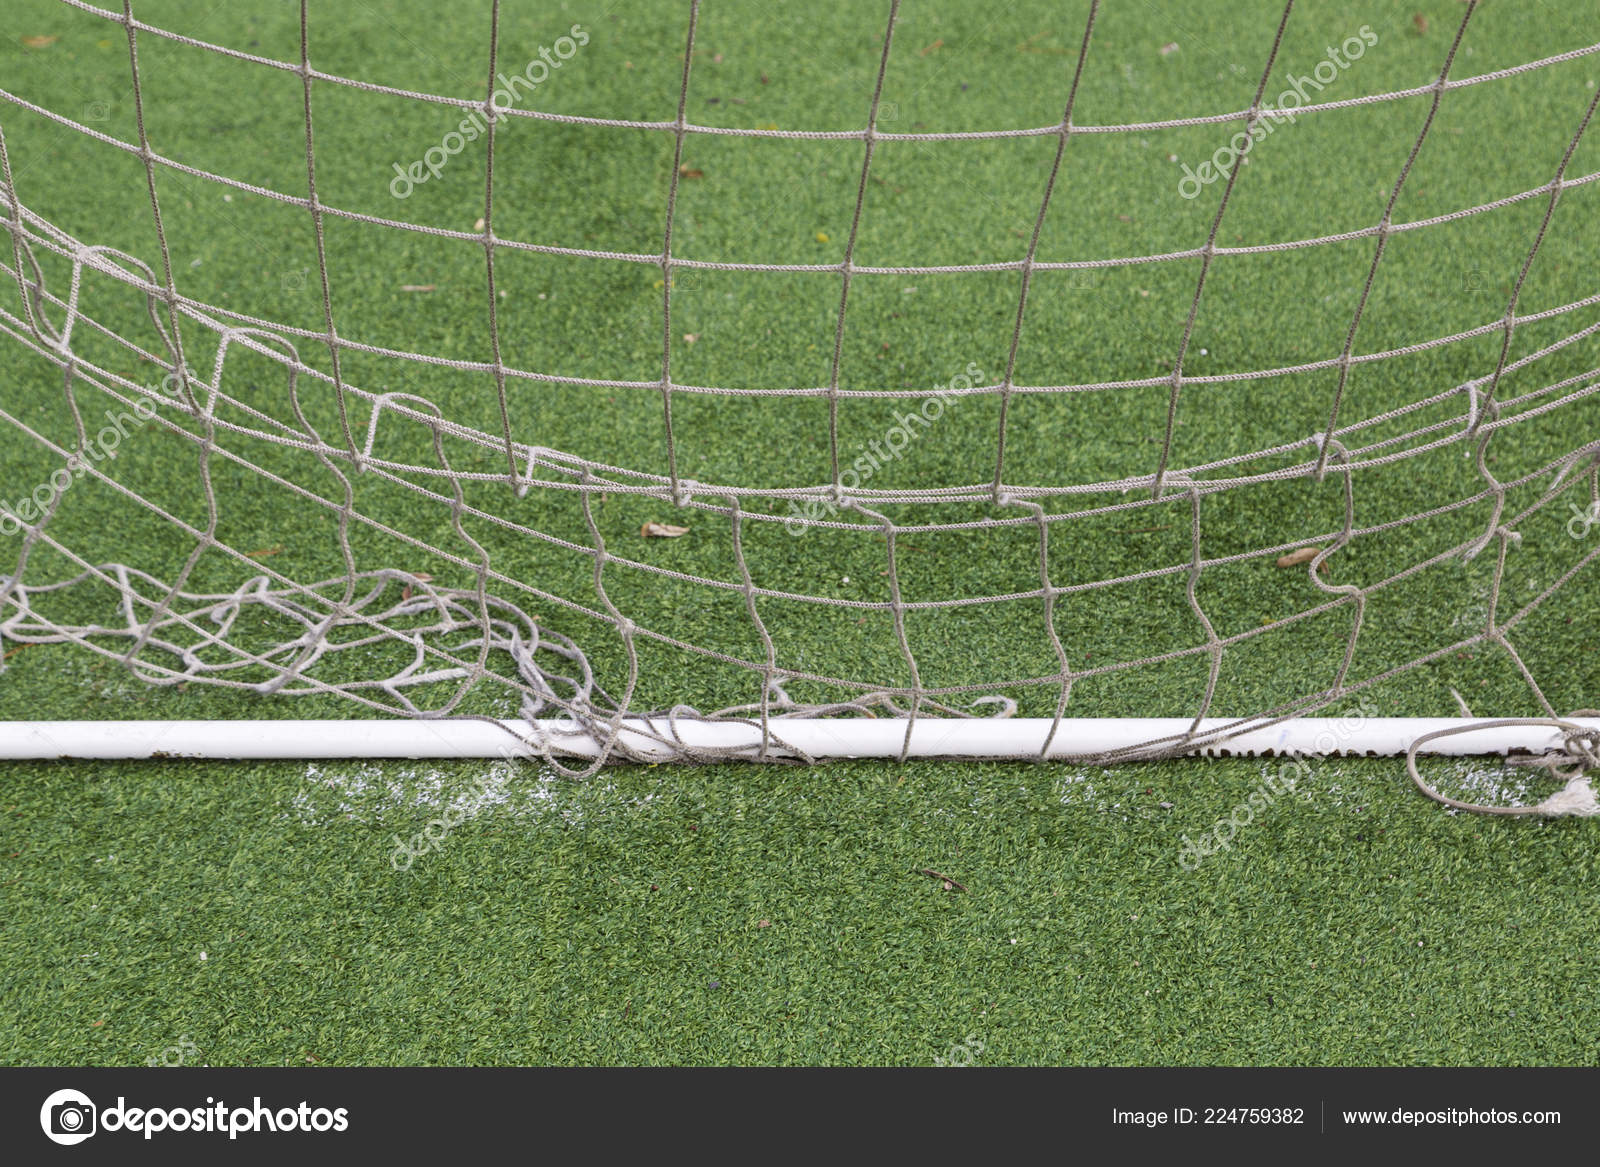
[287,760,658,831]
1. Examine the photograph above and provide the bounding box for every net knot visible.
[1509,723,1600,783]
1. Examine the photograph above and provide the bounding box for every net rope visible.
[1,0,1598,810]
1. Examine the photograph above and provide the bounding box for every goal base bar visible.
[0,718,1594,762]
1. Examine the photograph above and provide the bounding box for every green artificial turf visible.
[4,753,1600,1065]
[1,0,1599,1065]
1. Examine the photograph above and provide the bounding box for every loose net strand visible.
[0,1,1598,806]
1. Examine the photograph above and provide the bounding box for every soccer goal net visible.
[0,1,1597,808]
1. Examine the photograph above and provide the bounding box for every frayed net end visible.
[1535,777,1600,818]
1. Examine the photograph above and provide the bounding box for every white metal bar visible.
[0,718,1592,761]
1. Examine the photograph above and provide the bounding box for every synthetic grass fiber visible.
[1,0,1598,1064]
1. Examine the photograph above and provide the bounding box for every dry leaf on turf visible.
[1276,547,1329,572]
[641,521,689,538]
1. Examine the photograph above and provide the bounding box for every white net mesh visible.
[1,0,1598,777]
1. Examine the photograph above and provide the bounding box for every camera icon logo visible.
[40,1089,97,1146]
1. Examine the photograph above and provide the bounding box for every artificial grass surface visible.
[1,0,1598,1064]
[5,752,1599,1065]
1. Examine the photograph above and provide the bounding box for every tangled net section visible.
[1,0,1599,785]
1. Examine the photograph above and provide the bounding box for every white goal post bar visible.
[0,718,1595,762]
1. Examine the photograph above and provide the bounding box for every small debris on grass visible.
[919,38,944,56]
[677,164,704,179]
[474,217,486,231]
[815,231,830,243]
[400,573,432,601]
[399,284,435,292]
[757,919,771,927]
[1159,42,1179,57]
[682,333,699,345]
[640,521,689,538]
[22,35,59,48]
[1276,546,1329,572]
[917,868,967,892]
[1413,13,1429,35]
